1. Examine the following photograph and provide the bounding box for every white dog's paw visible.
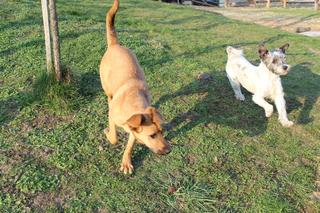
[265,106,274,118]
[280,120,294,127]
[235,93,245,101]
[120,160,134,175]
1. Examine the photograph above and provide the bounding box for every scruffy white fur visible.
[225,44,293,127]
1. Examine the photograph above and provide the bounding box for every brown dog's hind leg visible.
[104,118,117,144]
[120,133,135,174]
[104,96,118,144]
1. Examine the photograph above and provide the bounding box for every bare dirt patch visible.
[32,188,75,212]
[192,6,320,35]
[308,47,320,56]
[20,110,73,134]
[32,112,69,130]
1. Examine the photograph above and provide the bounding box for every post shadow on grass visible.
[155,72,268,140]
[78,71,101,102]
[285,62,320,124]
[0,75,41,125]
[0,70,101,125]
[0,95,21,125]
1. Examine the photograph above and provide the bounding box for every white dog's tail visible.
[226,46,243,56]
[106,0,119,47]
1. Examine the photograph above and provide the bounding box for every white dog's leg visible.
[275,96,293,127]
[252,95,274,117]
[227,75,245,101]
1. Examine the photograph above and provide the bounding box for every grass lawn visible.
[1,0,320,212]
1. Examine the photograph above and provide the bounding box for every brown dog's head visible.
[126,107,171,155]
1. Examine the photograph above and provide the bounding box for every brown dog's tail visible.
[106,0,119,46]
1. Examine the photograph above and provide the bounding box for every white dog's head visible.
[258,43,290,76]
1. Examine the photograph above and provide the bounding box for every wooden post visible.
[283,0,287,8]
[48,0,61,82]
[266,0,271,8]
[41,0,52,73]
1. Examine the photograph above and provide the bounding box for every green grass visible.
[1,0,320,212]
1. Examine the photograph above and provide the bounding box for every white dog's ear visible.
[258,45,269,59]
[279,43,290,53]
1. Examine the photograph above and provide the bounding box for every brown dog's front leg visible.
[120,133,135,174]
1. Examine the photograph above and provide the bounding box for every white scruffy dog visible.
[225,44,293,127]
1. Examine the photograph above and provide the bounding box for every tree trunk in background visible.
[41,0,52,73]
[224,0,229,7]
[48,0,61,82]
[316,0,319,10]
[266,0,271,8]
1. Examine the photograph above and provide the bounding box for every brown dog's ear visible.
[258,44,269,59]
[126,114,142,130]
[279,43,290,53]
[146,107,163,130]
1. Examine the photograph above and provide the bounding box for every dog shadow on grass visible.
[285,62,320,124]
[155,72,268,140]
[156,62,320,141]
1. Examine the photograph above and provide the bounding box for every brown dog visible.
[99,0,171,174]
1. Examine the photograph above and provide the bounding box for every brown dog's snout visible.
[157,144,171,155]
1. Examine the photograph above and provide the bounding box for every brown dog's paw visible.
[120,160,134,175]
[104,128,117,144]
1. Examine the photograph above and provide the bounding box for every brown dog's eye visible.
[150,133,157,139]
